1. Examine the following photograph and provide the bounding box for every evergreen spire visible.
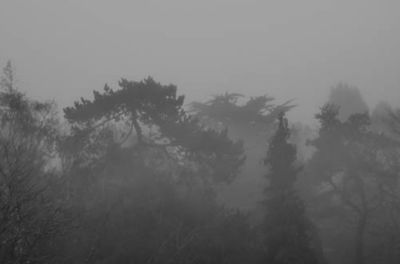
[262,112,323,264]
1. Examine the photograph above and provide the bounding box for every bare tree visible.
[0,62,63,263]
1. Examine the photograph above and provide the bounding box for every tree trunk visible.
[355,213,367,264]
[132,118,143,144]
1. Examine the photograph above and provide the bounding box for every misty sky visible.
[1,0,399,123]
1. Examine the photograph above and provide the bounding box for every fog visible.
[1,0,400,123]
[1,1,400,264]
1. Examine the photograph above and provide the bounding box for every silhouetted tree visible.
[328,83,369,121]
[58,78,253,263]
[262,113,322,264]
[64,78,245,185]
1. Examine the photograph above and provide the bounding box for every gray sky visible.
[1,0,399,123]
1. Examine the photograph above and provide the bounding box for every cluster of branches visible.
[190,92,294,128]
[0,62,64,263]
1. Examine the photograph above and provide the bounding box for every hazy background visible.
[1,0,399,123]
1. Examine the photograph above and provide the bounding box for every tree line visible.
[0,61,399,264]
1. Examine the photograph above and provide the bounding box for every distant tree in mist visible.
[328,83,369,121]
[191,93,294,209]
[262,113,323,264]
[385,106,400,139]
[308,104,400,264]
[369,101,400,144]
[371,101,393,132]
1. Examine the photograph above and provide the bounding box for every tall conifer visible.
[262,113,322,264]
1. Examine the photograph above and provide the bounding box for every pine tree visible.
[262,113,322,264]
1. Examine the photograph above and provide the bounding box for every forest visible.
[0,60,400,264]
